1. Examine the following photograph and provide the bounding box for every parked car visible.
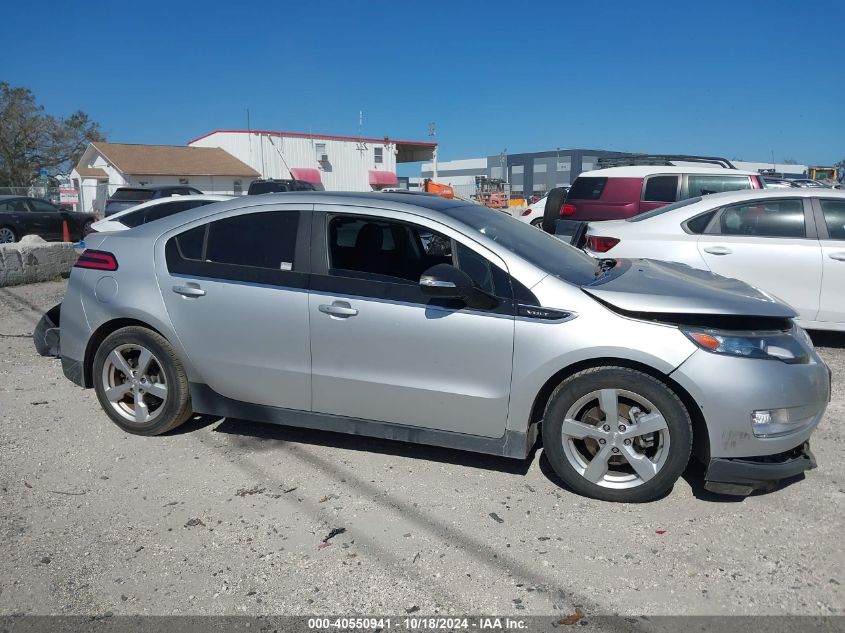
[0,195,97,243]
[583,189,845,331]
[762,177,800,189]
[44,192,828,502]
[91,195,233,233]
[542,158,764,233]
[247,179,319,195]
[104,186,203,217]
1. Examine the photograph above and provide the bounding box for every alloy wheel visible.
[0,227,16,243]
[560,388,671,489]
[100,343,168,425]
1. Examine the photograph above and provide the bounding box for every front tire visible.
[93,326,193,435]
[542,366,692,502]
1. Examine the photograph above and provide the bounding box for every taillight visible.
[586,236,620,253]
[521,208,532,216]
[74,249,118,271]
[560,203,577,216]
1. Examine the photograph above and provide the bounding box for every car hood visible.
[582,258,796,318]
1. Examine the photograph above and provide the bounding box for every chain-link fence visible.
[0,185,89,212]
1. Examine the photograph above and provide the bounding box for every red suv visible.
[542,157,764,233]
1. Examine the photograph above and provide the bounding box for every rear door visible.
[697,197,822,320]
[156,204,312,410]
[814,198,845,324]
[308,205,515,438]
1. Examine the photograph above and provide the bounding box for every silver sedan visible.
[44,192,829,502]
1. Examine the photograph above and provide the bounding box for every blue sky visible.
[3,0,843,171]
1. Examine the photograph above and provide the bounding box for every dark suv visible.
[247,179,320,195]
[104,186,203,216]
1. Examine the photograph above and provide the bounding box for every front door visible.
[816,198,845,324]
[156,204,312,411]
[697,197,823,322]
[308,207,515,438]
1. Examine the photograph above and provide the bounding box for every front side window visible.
[820,200,845,240]
[167,210,302,285]
[642,175,679,202]
[717,199,805,238]
[327,215,509,297]
[687,174,752,197]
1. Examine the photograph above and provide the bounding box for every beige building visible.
[71,142,259,214]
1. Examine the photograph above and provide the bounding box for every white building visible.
[72,142,260,214]
[188,129,436,192]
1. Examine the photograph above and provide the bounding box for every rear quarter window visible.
[567,177,607,200]
[642,175,679,202]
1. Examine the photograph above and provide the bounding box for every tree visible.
[782,158,799,165]
[0,82,105,186]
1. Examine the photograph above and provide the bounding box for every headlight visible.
[681,326,810,364]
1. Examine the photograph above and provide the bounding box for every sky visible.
[3,0,844,174]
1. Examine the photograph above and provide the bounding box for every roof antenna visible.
[268,135,294,179]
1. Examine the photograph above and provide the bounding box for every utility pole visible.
[428,122,437,180]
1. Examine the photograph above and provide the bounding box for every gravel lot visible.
[1,280,843,618]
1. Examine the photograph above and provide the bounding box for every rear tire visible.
[0,225,18,243]
[542,366,692,502]
[93,326,193,435]
[530,217,544,228]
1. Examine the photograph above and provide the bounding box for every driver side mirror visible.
[419,264,497,310]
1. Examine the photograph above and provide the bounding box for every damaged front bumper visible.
[704,442,817,495]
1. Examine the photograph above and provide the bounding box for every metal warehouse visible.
[423,150,809,200]
[189,130,436,192]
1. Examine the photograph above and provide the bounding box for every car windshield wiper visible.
[594,258,617,277]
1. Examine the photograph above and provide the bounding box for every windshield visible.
[446,204,599,285]
[627,197,702,222]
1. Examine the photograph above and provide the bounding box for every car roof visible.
[101,194,234,221]
[120,192,482,238]
[578,165,759,178]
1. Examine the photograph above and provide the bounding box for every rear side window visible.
[820,200,845,240]
[567,177,607,200]
[642,175,679,202]
[168,210,300,273]
[687,175,752,197]
[717,199,805,238]
[111,189,154,201]
[684,210,717,234]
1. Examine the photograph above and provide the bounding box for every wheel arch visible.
[528,357,709,462]
[82,318,168,388]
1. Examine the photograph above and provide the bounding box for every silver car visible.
[48,192,830,502]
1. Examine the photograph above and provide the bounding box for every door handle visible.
[703,246,732,255]
[829,252,845,262]
[172,284,206,297]
[319,302,358,317]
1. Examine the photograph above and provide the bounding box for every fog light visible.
[751,406,818,438]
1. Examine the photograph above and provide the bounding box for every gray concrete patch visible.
[0,237,78,288]
[0,280,843,618]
